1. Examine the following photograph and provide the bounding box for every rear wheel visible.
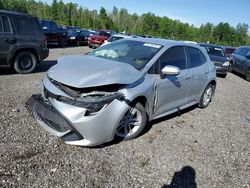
[13,51,37,74]
[76,40,80,46]
[115,103,147,140]
[199,84,214,108]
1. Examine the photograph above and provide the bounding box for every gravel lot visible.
[0,46,249,188]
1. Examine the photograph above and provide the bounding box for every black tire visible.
[76,40,80,46]
[59,37,66,48]
[199,84,214,108]
[115,102,147,140]
[13,51,37,74]
[245,69,250,82]
[88,44,92,48]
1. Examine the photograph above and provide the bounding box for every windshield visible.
[200,44,225,57]
[68,29,78,35]
[98,31,111,37]
[89,40,162,70]
[108,36,125,42]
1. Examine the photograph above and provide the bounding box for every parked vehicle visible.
[101,34,134,46]
[67,29,90,46]
[88,30,116,48]
[230,46,250,81]
[223,46,236,58]
[0,10,49,73]
[26,38,216,146]
[199,43,229,78]
[40,20,68,47]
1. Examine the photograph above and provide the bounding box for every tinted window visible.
[14,16,37,35]
[239,48,249,56]
[160,46,187,70]
[0,16,12,33]
[50,22,58,31]
[234,48,241,55]
[187,47,206,68]
[0,17,3,32]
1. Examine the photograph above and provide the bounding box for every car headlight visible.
[70,36,76,39]
[223,61,230,66]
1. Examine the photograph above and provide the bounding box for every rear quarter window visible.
[0,15,12,33]
[13,16,37,35]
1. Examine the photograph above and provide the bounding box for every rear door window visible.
[187,47,207,68]
[160,46,187,70]
[0,15,12,33]
[14,16,37,35]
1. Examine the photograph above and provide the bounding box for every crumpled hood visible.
[47,55,143,88]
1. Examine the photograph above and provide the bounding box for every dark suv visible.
[230,46,250,81]
[0,10,49,74]
[40,20,68,47]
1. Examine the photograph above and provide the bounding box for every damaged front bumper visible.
[26,77,130,146]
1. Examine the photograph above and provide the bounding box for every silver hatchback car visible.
[26,38,216,146]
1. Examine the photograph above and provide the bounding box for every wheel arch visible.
[11,48,39,67]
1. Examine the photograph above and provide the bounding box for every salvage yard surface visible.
[0,46,249,187]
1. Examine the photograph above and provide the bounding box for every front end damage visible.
[26,75,131,146]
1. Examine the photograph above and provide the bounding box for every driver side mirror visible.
[161,65,180,77]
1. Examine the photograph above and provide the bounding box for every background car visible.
[67,29,90,46]
[26,38,216,146]
[88,30,117,48]
[230,46,250,81]
[101,34,134,46]
[199,43,229,78]
[223,46,236,58]
[40,20,68,47]
[0,10,49,73]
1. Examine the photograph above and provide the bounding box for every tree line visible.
[1,0,249,46]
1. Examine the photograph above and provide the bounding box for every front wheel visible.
[199,84,214,108]
[115,103,147,140]
[13,51,37,74]
[245,69,250,82]
[59,37,66,48]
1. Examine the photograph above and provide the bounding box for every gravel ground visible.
[0,46,249,188]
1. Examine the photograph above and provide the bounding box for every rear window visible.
[160,46,187,70]
[14,16,37,35]
[187,47,207,68]
[0,16,12,33]
[108,36,123,42]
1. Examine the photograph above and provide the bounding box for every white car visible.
[101,34,134,46]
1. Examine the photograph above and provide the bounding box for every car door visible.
[234,48,248,74]
[0,14,15,65]
[238,49,250,73]
[153,46,192,117]
[186,47,210,102]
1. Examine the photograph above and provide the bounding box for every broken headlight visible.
[58,92,125,114]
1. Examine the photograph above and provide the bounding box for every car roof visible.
[0,9,32,17]
[199,42,222,48]
[111,34,133,38]
[127,37,201,48]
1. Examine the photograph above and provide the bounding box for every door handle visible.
[184,74,191,79]
[4,38,17,44]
